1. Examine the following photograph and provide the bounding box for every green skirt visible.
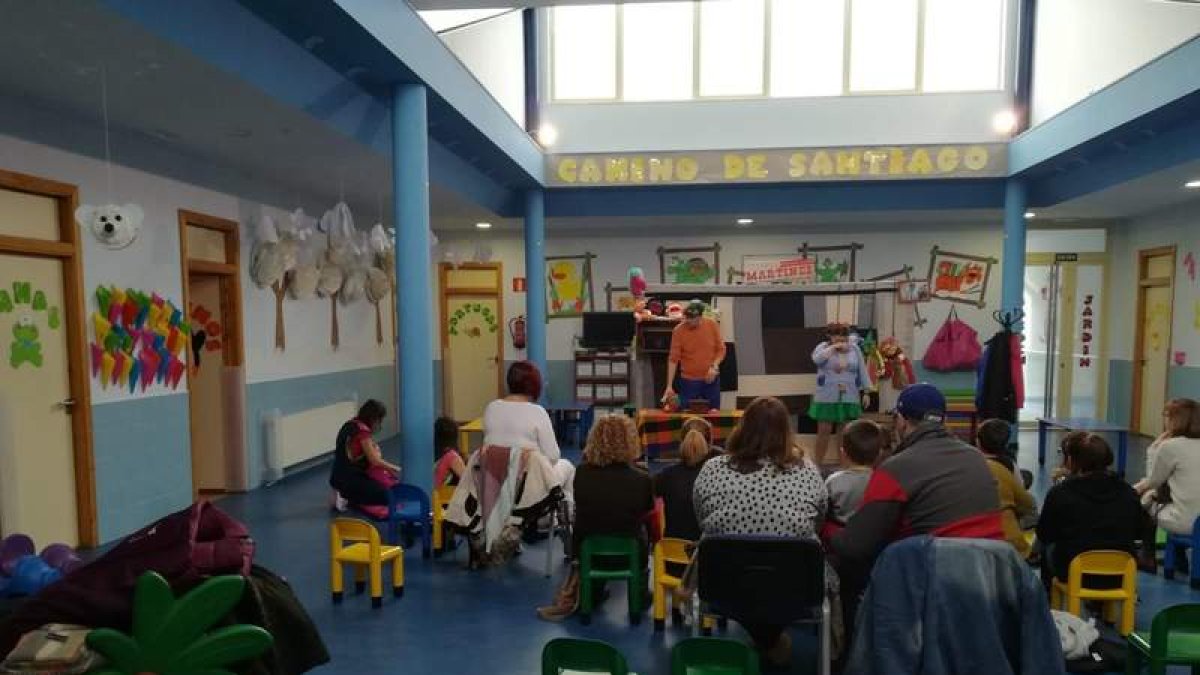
[807,401,863,423]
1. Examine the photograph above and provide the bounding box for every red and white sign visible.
[512,277,526,292]
[741,255,816,284]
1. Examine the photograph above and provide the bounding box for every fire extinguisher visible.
[509,315,527,350]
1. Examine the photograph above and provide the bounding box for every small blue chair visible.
[385,483,432,559]
[1163,517,1200,589]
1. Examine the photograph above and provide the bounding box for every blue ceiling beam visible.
[545,180,1008,218]
[1009,35,1200,176]
[95,0,518,215]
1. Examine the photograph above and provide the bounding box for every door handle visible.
[56,398,76,412]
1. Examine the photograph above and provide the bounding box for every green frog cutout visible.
[10,314,42,368]
[667,256,716,284]
[816,257,849,283]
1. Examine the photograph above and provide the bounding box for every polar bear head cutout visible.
[76,204,143,250]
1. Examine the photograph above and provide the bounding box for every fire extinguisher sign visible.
[513,277,527,292]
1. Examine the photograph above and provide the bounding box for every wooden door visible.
[440,264,503,422]
[1132,247,1175,436]
[0,171,95,546]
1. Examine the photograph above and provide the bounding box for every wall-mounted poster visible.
[927,246,996,308]
[658,243,720,284]
[741,255,816,284]
[604,282,637,312]
[547,253,595,319]
[799,242,863,282]
[897,280,931,304]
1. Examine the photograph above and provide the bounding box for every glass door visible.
[1020,254,1107,423]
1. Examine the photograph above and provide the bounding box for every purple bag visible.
[922,307,982,372]
[0,501,253,655]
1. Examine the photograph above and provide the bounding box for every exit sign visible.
[512,277,526,292]
[1054,253,1079,262]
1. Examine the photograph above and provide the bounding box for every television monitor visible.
[581,312,636,349]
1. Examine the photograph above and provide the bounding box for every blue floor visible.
[209,430,1200,674]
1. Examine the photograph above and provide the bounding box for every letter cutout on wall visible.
[2,279,61,370]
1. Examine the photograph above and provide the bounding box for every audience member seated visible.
[329,400,402,517]
[977,419,1037,558]
[1135,398,1200,569]
[825,419,884,526]
[827,383,1002,641]
[484,360,575,495]
[537,415,654,621]
[653,417,720,541]
[1036,431,1141,587]
[693,396,831,667]
[433,416,466,487]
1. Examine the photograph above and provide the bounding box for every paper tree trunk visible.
[374,301,383,345]
[271,281,286,350]
[330,294,340,349]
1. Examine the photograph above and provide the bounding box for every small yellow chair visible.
[1051,550,1137,635]
[330,518,404,608]
[652,499,717,633]
[432,484,456,553]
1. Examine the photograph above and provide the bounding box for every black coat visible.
[977,331,1018,423]
[1036,472,1142,579]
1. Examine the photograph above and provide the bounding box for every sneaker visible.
[331,491,348,513]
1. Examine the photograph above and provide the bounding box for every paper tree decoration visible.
[90,285,188,393]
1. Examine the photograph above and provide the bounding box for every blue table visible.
[1037,417,1130,476]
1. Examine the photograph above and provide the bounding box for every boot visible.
[537,566,580,622]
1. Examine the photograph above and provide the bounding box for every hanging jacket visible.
[846,536,1066,675]
[1010,332,1025,409]
[223,565,330,675]
[978,330,1018,423]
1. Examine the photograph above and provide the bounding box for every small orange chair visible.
[1051,550,1137,635]
[330,518,404,608]
[432,484,456,553]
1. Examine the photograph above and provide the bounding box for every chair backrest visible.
[541,638,629,675]
[331,518,380,554]
[697,535,825,625]
[434,484,456,508]
[1068,550,1135,589]
[388,483,431,517]
[1149,603,1200,660]
[582,535,639,560]
[670,637,760,675]
[658,538,692,566]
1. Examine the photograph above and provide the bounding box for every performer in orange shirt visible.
[662,300,726,411]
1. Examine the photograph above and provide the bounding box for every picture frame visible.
[798,242,864,282]
[546,253,596,318]
[658,242,721,284]
[926,246,996,308]
[897,280,932,304]
[604,282,637,311]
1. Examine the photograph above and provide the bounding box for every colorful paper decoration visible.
[546,253,596,319]
[90,285,188,392]
[0,290,12,313]
[12,282,31,305]
[926,246,997,309]
[9,315,43,368]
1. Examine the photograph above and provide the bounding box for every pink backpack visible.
[922,307,982,372]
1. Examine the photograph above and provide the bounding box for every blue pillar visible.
[524,189,547,390]
[1001,178,1028,325]
[522,8,540,134]
[392,83,433,494]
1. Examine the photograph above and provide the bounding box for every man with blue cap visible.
[826,383,1003,636]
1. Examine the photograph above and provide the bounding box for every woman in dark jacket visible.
[329,400,401,512]
[1036,431,1142,589]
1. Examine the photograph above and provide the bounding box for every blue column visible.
[522,8,540,134]
[524,189,547,388]
[392,83,433,494]
[1001,178,1028,324]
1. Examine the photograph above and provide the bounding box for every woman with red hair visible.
[483,361,575,491]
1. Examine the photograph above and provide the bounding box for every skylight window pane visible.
[923,0,1006,92]
[770,0,845,97]
[419,9,512,34]
[623,3,695,101]
[552,6,617,100]
[848,0,918,92]
[699,0,766,97]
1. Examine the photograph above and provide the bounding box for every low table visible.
[1037,417,1130,476]
[636,409,744,462]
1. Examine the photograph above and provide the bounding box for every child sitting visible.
[977,419,1037,558]
[433,416,466,487]
[825,419,883,525]
[654,417,721,541]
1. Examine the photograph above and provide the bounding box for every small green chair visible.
[671,637,761,675]
[1126,603,1200,674]
[542,638,629,675]
[579,535,645,625]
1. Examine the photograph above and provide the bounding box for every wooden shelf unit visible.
[575,349,632,405]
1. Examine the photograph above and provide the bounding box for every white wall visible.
[0,133,394,403]
[1107,201,1200,366]
[439,11,527,129]
[1032,0,1200,126]
[435,224,1007,366]
[544,92,1015,153]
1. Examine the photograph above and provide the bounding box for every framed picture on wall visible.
[604,282,637,311]
[798,242,864,283]
[926,246,997,308]
[658,242,720,285]
[897,280,931,304]
[547,253,596,319]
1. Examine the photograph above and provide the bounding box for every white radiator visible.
[262,400,357,483]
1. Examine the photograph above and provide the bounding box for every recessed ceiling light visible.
[992,109,1018,135]
[475,222,492,230]
[1024,211,1036,219]
[537,123,559,147]
[1185,179,1200,189]
[736,218,754,226]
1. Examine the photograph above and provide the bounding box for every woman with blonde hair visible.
[1136,398,1200,571]
[654,417,721,541]
[537,415,654,621]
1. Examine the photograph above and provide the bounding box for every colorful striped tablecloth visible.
[636,409,744,461]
